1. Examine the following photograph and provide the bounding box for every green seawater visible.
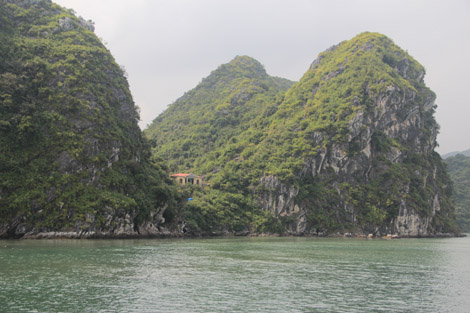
[0,236,469,312]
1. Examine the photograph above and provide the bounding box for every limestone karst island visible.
[0,0,466,239]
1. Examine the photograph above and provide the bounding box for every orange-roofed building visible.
[170,173,202,186]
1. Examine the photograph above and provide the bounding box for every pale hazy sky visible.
[53,0,470,154]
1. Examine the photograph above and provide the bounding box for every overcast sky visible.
[53,0,470,154]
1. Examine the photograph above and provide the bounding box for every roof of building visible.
[170,173,190,177]
[170,173,201,178]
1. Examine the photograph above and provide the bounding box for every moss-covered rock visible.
[0,0,178,238]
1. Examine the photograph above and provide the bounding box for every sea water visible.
[1,236,469,312]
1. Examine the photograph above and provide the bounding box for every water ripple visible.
[0,237,469,312]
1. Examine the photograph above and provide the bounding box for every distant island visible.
[0,0,462,238]
[441,149,470,159]
[444,153,470,232]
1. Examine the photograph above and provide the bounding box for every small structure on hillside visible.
[170,173,203,186]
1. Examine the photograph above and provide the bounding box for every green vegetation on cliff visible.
[147,32,458,236]
[145,55,293,171]
[444,154,470,232]
[145,56,293,233]
[0,0,177,237]
[1,1,457,238]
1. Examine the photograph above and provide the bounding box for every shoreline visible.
[1,230,465,240]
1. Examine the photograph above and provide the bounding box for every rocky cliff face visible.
[0,0,177,238]
[256,33,457,237]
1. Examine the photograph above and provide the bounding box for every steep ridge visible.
[149,32,459,237]
[0,0,177,238]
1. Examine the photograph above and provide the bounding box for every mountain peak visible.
[227,55,265,71]
[309,32,425,83]
[202,55,267,86]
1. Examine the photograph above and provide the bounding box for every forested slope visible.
[0,0,177,238]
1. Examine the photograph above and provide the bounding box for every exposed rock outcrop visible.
[256,33,458,237]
